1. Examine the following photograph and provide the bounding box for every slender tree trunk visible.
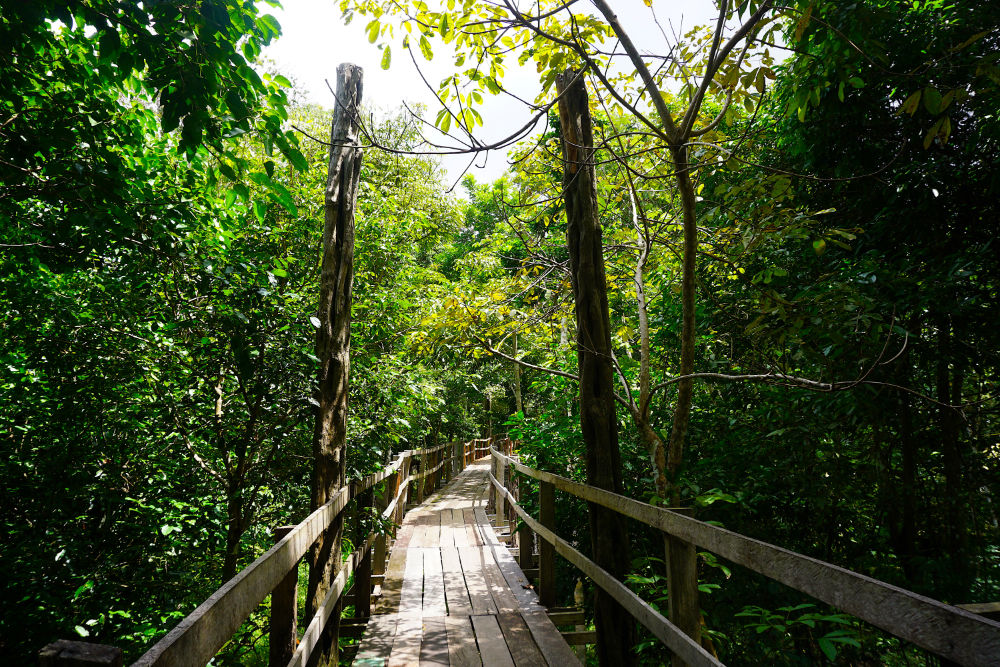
[512,332,523,415]
[557,69,636,667]
[306,63,363,667]
[222,485,246,582]
[627,187,670,500]
[665,145,699,505]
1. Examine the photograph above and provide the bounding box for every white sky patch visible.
[263,0,719,185]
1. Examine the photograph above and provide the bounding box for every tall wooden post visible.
[374,477,392,577]
[666,510,700,665]
[306,62,363,667]
[557,68,636,666]
[270,526,297,666]
[416,450,425,505]
[354,484,374,619]
[496,455,507,532]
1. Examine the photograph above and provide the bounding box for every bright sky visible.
[264,1,719,186]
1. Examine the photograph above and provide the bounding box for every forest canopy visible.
[1,1,998,665]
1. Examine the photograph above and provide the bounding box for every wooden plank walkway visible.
[354,460,580,666]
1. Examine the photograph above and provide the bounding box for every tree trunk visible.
[512,332,523,415]
[222,482,245,582]
[306,63,363,667]
[557,68,636,667]
[665,145,698,505]
[627,187,670,500]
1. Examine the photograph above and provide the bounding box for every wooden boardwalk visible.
[353,459,580,666]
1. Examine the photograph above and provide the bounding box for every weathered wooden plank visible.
[397,544,424,617]
[458,546,498,615]
[560,630,596,646]
[477,508,581,667]
[419,617,450,667]
[469,615,515,667]
[472,509,522,615]
[378,531,410,614]
[451,510,469,548]
[422,548,448,617]
[496,612,546,666]
[354,613,399,667]
[492,450,1000,667]
[463,509,481,547]
[546,610,585,626]
[491,473,720,667]
[389,546,424,667]
[424,511,442,547]
[39,640,122,667]
[445,616,482,667]
[388,613,422,667]
[441,547,473,616]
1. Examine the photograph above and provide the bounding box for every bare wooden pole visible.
[305,62,363,667]
[557,67,635,666]
[269,526,298,667]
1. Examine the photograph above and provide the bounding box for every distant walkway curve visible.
[353,459,579,666]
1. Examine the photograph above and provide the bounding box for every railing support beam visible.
[665,509,700,666]
[269,526,297,667]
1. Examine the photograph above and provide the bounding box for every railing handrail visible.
[130,437,481,667]
[489,446,1000,667]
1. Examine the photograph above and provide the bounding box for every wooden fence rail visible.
[489,446,1000,667]
[40,436,501,667]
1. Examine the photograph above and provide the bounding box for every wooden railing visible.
[488,445,1000,667]
[41,436,499,667]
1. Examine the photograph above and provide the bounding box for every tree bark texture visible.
[306,62,363,667]
[665,144,699,506]
[557,68,636,667]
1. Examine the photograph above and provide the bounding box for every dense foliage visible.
[1,1,997,665]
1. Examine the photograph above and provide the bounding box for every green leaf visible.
[258,14,281,40]
[898,90,921,116]
[367,20,380,44]
[817,638,837,661]
[419,35,433,60]
[922,86,942,114]
[73,580,94,599]
[381,45,392,70]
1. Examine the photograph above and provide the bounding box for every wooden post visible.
[269,526,297,666]
[488,453,497,514]
[557,67,636,666]
[399,454,411,518]
[416,450,425,505]
[354,485,373,619]
[665,510,700,665]
[374,476,392,577]
[306,62,364,667]
[39,641,122,667]
[539,480,556,607]
[517,458,536,570]
[497,455,507,533]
